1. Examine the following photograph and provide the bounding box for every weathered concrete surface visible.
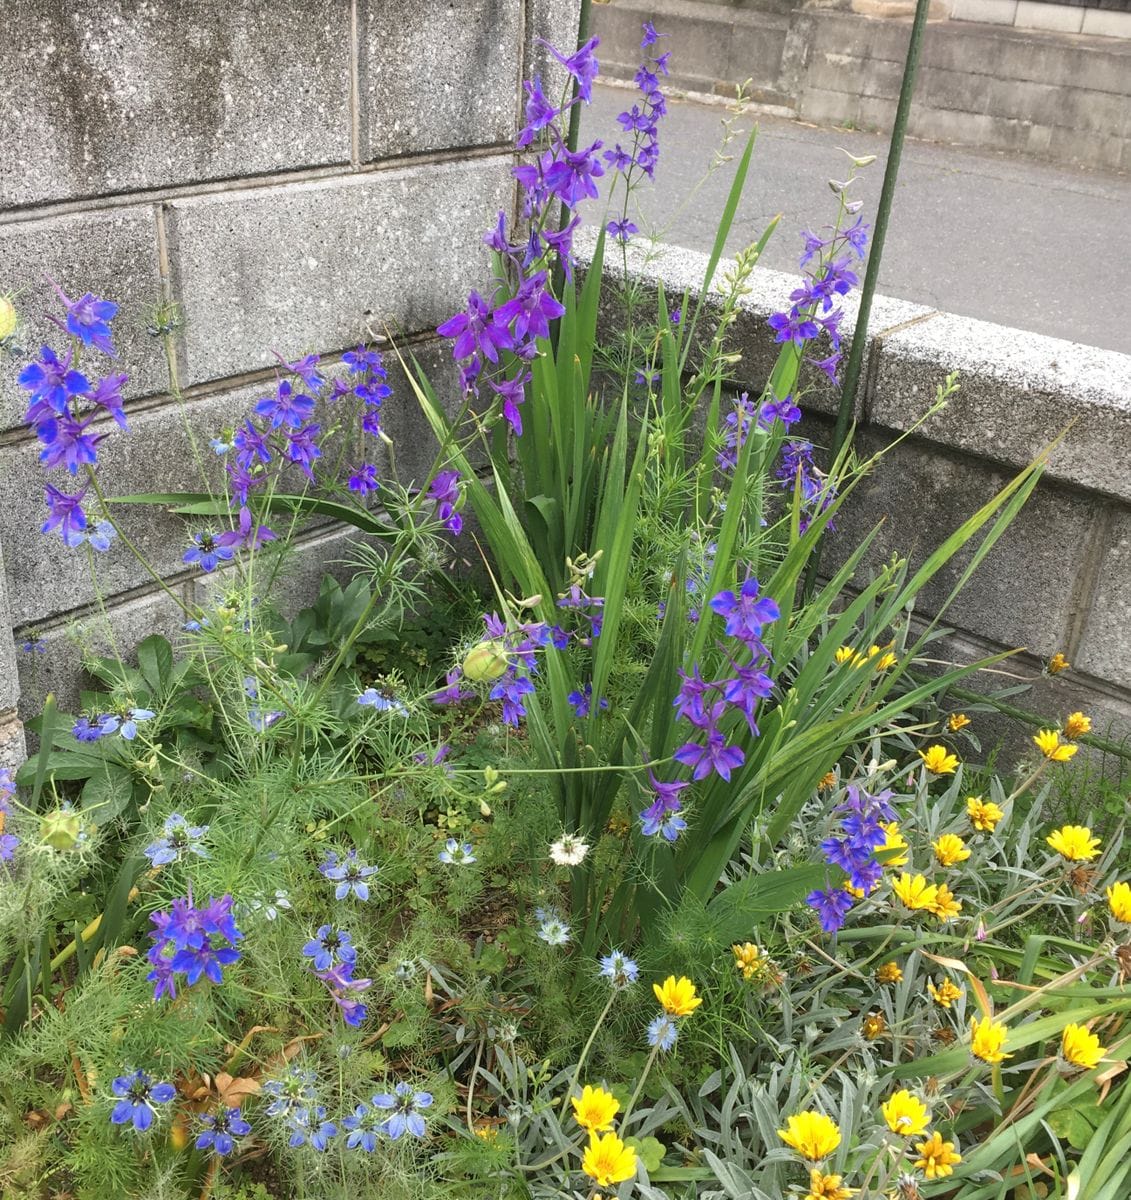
[0,207,166,433]
[870,314,1131,501]
[526,0,586,100]
[1,0,352,208]
[1076,509,1131,692]
[0,538,19,714]
[359,0,521,161]
[164,157,514,388]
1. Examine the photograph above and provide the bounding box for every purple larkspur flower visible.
[708,577,780,648]
[42,484,88,546]
[541,34,600,103]
[517,75,558,147]
[254,380,315,429]
[673,730,745,782]
[437,290,514,368]
[606,218,639,244]
[544,141,605,206]
[807,886,854,934]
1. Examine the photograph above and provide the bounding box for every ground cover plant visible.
[1,23,1128,1200]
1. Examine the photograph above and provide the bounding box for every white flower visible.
[439,838,476,865]
[549,833,590,867]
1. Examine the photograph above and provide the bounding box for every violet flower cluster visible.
[776,439,837,535]
[72,705,155,744]
[716,392,802,473]
[0,769,18,863]
[19,282,127,550]
[146,893,243,1000]
[302,924,371,1027]
[806,783,898,934]
[438,25,667,435]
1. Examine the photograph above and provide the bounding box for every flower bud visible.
[40,808,83,851]
[462,641,508,683]
[0,296,16,342]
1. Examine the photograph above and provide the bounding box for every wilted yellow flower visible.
[571,1085,619,1133]
[919,745,959,775]
[947,712,971,732]
[914,1131,962,1179]
[1107,881,1131,923]
[733,942,763,980]
[803,1168,856,1200]
[1062,711,1092,740]
[928,978,963,1008]
[970,1015,1011,1064]
[653,975,702,1017]
[474,1124,499,1141]
[876,961,903,985]
[1048,652,1070,674]
[1046,824,1101,862]
[862,1012,887,1040]
[881,1089,930,1136]
[1034,729,1078,762]
[581,1131,637,1187]
[1061,1023,1105,1070]
[777,1111,841,1160]
[966,795,1004,832]
[932,833,970,867]
[874,651,898,671]
[818,771,838,791]
[892,872,939,912]
[928,882,963,922]
[876,822,909,868]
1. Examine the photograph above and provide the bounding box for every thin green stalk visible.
[558,990,617,1122]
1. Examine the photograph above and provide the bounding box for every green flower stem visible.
[558,990,617,1123]
[620,1036,664,1130]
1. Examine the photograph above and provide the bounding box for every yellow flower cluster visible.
[881,1091,963,1178]
[875,961,903,985]
[1048,651,1070,674]
[835,643,897,671]
[966,795,1004,832]
[947,712,971,732]
[928,978,963,1008]
[804,1168,856,1200]
[573,1085,637,1187]
[891,873,963,921]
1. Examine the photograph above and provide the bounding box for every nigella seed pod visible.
[40,808,83,850]
[0,297,16,342]
[462,640,509,682]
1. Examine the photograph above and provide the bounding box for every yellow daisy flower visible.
[919,745,959,775]
[777,1111,842,1161]
[914,1131,962,1179]
[891,872,939,912]
[947,712,971,732]
[835,646,858,665]
[876,822,909,868]
[1048,652,1070,674]
[1062,711,1092,740]
[581,1131,637,1187]
[928,882,963,922]
[571,1085,619,1134]
[1061,1023,1105,1070]
[928,978,963,1008]
[876,961,903,984]
[966,795,1004,832]
[1046,824,1101,862]
[804,1168,857,1200]
[932,833,971,867]
[881,1089,930,1136]
[874,651,898,671]
[1107,881,1131,923]
[970,1015,1011,1064]
[862,1012,886,1040]
[653,975,702,1017]
[1033,729,1078,762]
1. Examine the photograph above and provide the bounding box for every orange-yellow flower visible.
[571,1085,619,1133]
[928,882,963,922]
[914,1131,962,1179]
[1046,824,1101,862]
[653,975,702,1017]
[1061,1023,1105,1070]
[876,822,909,868]
[804,1168,857,1200]
[947,712,971,732]
[892,872,939,912]
[1107,881,1131,923]
[862,1012,886,1040]
[970,1015,1011,1064]
[919,744,959,775]
[928,978,963,1008]
[733,942,763,980]
[818,771,838,791]
[777,1111,841,1160]
[1034,729,1078,762]
[932,833,971,867]
[876,961,903,985]
[1048,652,1070,674]
[881,1089,930,1136]
[581,1131,637,1187]
[874,650,898,671]
[1063,711,1092,740]
[966,795,1004,832]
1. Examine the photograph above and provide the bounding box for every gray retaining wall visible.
[581,232,1131,741]
[593,0,1131,171]
[0,0,581,764]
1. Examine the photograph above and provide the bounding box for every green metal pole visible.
[564,0,594,155]
[830,0,932,459]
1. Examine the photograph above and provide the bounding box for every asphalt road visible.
[582,83,1131,355]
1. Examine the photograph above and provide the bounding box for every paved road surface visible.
[582,83,1130,355]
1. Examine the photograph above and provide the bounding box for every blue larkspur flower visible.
[109,1070,176,1132]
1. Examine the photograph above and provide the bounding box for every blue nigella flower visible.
[195,1107,251,1156]
[372,1082,433,1140]
[438,838,476,865]
[109,1070,176,1132]
[357,687,409,716]
[183,532,234,573]
[323,849,379,901]
[144,812,209,867]
[99,707,155,741]
[263,1067,316,1118]
[72,714,110,742]
[647,1014,679,1052]
[301,925,357,972]
[285,1105,337,1151]
[343,1101,383,1151]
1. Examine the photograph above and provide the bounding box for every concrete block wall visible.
[585,235,1131,739]
[0,0,581,745]
[592,0,1131,170]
